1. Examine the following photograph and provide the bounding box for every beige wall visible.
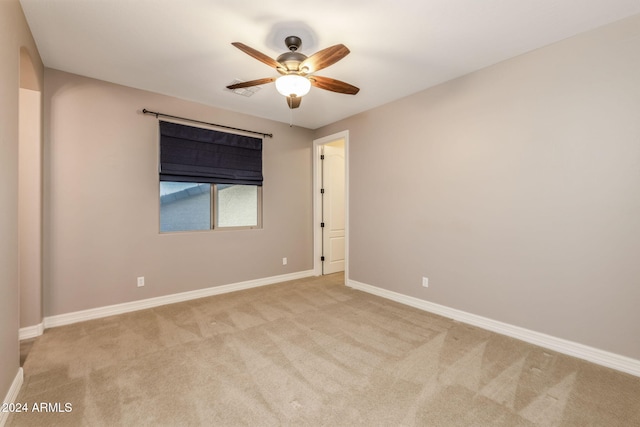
[1,0,43,404]
[316,14,640,360]
[43,69,314,316]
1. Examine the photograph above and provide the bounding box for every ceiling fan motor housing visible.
[277,51,307,72]
[276,36,307,72]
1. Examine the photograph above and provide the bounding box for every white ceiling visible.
[19,0,640,129]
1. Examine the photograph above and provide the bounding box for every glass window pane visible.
[160,182,211,232]
[216,184,258,228]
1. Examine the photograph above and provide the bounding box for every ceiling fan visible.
[226,36,359,109]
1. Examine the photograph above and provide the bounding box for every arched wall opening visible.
[19,47,44,336]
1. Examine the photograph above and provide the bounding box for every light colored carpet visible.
[8,273,640,426]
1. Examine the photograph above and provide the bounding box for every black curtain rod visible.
[142,108,273,138]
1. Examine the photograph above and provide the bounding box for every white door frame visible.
[313,130,349,279]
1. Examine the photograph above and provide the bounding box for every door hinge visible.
[321,256,325,261]
[320,154,325,160]
[320,222,325,228]
[320,188,325,194]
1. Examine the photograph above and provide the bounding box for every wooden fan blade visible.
[300,44,349,74]
[232,42,282,69]
[309,76,360,95]
[227,77,275,90]
[286,96,301,109]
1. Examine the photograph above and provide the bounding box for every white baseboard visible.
[19,323,44,341]
[0,368,23,427]
[44,270,314,329]
[347,279,640,378]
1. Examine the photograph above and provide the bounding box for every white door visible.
[322,142,345,274]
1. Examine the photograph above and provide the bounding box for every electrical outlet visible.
[282,257,287,265]
[422,277,429,288]
[137,276,145,287]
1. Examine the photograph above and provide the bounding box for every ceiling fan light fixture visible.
[275,74,311,97]
[228,38,358,110]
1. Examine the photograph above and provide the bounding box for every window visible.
[158,121,263,233]
[215,184,260,228]
[160,182,210,232]
[160,182,262,232]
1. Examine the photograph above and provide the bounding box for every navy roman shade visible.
[159,121,263,185]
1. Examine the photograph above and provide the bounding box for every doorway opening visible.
[19,47,43,340]
[313,131,349,280]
